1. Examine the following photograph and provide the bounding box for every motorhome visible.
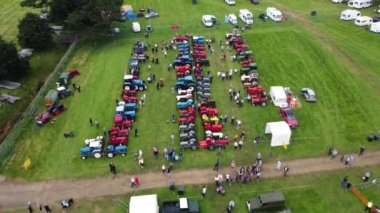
[355,16,373,26]
[348,0,372,9]
[239,9,254,24]
[340,9,361,20]
[266,7,283,22]
[369,22,380,33]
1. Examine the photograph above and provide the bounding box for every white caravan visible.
[266,7,283,22]
[239,9,254,24]
[369,22,380,33]
[340,9,361,20]
[225,0,236,5]
[348,0,372,9]
[228,14,238,25]
[355,16,373,26]
[332,0,349,3]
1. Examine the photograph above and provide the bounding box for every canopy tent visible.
[269,86,288,108]
[125,10,137,20]
[265,121,291,147]
[129,194,159,213]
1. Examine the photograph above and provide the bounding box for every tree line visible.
[0,0,123,80]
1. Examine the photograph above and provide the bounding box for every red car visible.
[279,107,298,128]
[35,112,51,126]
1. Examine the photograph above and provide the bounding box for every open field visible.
[5,166,380,213]
[1,0,380,182]
[0,0,67,141]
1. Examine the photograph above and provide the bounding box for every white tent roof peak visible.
[265,121,291,147]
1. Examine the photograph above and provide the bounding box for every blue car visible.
[177,99,194,109]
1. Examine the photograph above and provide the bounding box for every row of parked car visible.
[172,36,198,151]
[79,41,149,159]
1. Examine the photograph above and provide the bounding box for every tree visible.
[17,13,53,50]
[0,37,30,80]
[20,0,49,8]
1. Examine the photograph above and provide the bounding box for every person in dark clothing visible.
[156,82,160,90]
[72,83,76,91]
[109,163,113,174]
[155,58,159,64]
[359,146,365,156]
[213,158,220,171]
[77,85,81,92]
[44,205,52,213]
[152,74,156,81]
[27,201,33,213]
[89,118,93,126]
[135,128,138,137]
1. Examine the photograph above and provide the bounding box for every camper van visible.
[340,9,361,20]
[355,16,373,26]
[266,7,283,22]
[239,9,254,24]
[348,0,372,9]
[369,22,380,33]
[225,0,236,5]
[132,22,141,32]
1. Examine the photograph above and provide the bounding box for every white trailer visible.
[348,0,372,9]
[355,16,373,26]
[369,22,380,33]
[239,9,253,24]
[340,9,361,20]
[266,7,283,22]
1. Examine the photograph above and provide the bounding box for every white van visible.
[355,16,373,26]
[132,22,141,32]
[348,0,372,9]
[340,9,361,20]
[225,0,236,5]
[266,7,283,22]
[239,9,253,24]
[369,22,380,33]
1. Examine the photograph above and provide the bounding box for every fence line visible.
[0,37,79,168]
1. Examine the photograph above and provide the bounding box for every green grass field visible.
[0,0,67,141]
[6,166,380,213]
[1,0,380,180]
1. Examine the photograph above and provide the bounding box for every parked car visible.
[279,107,298,128]
[202,15,217,27]
[246,191,287,213]
[301,88,317,102]
[145,8,159,19]
[225,0,236,5]
[228,14,238,25]
[251,0,260,4]
[258,13,268,21]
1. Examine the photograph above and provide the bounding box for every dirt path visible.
[1,150,380,211]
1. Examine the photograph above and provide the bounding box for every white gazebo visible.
[265,121,291,147]
[129,194,159,213]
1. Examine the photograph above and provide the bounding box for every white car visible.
[239,9,253,24]
[225,0,236,5]
[228,14,238,25]
[202,15,217,27]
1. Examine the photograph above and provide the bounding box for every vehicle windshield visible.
[246,17,253,21]
[275,15,282,19]
[285,110,295,119]
[205,19,212,24]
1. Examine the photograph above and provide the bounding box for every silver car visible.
[301,88,317,102]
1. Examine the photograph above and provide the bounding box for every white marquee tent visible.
[265,121,291,147]
[129,194,159,213]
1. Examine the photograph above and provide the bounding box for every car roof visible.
[203,15,215,19]
[302,88,315,95]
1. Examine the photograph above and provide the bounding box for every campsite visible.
[0,0,380,212]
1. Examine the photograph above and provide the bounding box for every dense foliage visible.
[0,37,30,80]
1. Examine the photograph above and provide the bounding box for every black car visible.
[372,17,380,23]
[258,13,268,21]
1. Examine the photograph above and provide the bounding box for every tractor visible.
[247,86,267,107]
[80,136,104,159]
[122,89,138,102]
[123,75,147,91]
[106,144,127,158]
[199,137,229,150]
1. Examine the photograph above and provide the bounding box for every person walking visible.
[162,164,166,173]
[109,163,113,174]
[213,157,220,171]
[233,140,238,150]
[44,205,52,213]
[238,139,243,149]
[135,128,138,137]
[202,186,207,199]
[72,83,76,91]
[153,146,159,159]
[276,160,282,171]
[77,85,81,92]
[89,118,93,126]
[27,201,33,213]
[332,149,338,159]
[359,146,365,156]
[284,166,290,176]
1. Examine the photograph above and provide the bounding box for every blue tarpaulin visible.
[125,11,137,20]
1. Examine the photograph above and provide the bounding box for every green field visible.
[1,0,380,180]
[6,166,380,213]
[0,0,67,141]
